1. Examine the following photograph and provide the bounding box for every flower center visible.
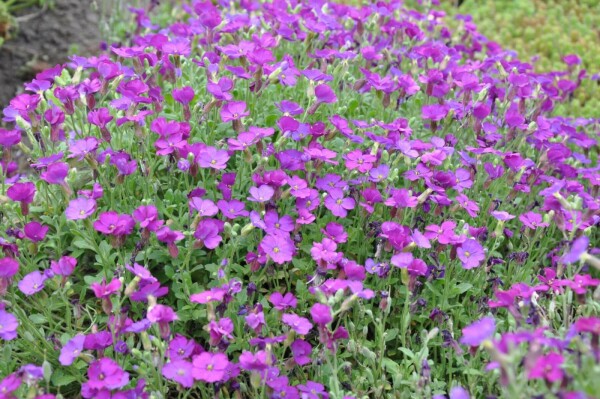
[177,369,186,376]
[80,210,85,215]
[336,199,342,205]
[99,373,105,381]
[464,251,471,257]
[211,160,217,165]
[207,364,214,371]
[273,247,280,253]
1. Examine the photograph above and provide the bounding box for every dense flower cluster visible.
[0,0,598,398]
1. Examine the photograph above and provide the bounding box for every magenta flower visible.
[324,189,355,218]
[248,185,275,203]
[220,101,249,122]
[345,150,376,173]
[93,211,135,236]
[457,239,485,269]
[198,146,230,170]
[261,234,295,264]
[291,339,312,366]
[59,334,86,366]
[0,309,18,340]
[7,182,36,215]
[156,226,185,257]
[84,358,129,391]
[18,271,47,295]
[192,352,230,383]
[310,303,333,326]
[65,197,97,220]
[148,304,178,339]
[50,256,77,276]
[0,257,19,278]
[190,287,227,304]
[163,360,194,387]
[133,205,163,231]
[460,317,495,346]
[424,221,458,245]
[282,313,313,335]
[91,278,122,298]
[23,221,49,242]
[528,352,564,383]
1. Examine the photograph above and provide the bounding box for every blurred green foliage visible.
[443,0,600,118]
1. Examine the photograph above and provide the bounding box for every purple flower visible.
[50,256,77,276]
[65,197,97,220]
[23,221,49,242]
[0,374,21,396]
[68,137,99,161]
[220,101,249,122]
[290,339,312,365]
[460,317,495,346]
[194,218,223,249]
[457,239,485,269]
[248,185,274,202]
[282,313,313,335]
[59,334,86,365]
[519,211,549,229]
[421,104,448,121]
[217,199,248,219]
[18,271,47,295]
[239,350,269,371]
[189,198,219,217]
[449,387,471,399]
[310,303,333,326]
[562,236,589,264]
[298,381,326,399]
[0,309,18,340]
[40,162,69,185]
[269,292,297,311]
[172,86,195,105]
[324,189,355,218]
[148,304,178,339]
[0,257,19,278]
[198,146,230,170]
[163,360,194,387]
[261,234,295,264]
[192,352,230,383]
[315,84,337,104]
[168,335,198,360]
[83,358,129,391]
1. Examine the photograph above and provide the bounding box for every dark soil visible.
[0,0,101,107]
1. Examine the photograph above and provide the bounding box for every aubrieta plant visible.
[0,0,599,398]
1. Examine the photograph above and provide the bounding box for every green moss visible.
[443,0,600,117]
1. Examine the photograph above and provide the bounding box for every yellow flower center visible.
[465,251,471,257]
[273,247,280,253]
[207,364,214,371]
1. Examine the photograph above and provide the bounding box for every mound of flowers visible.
[0,0,599,398]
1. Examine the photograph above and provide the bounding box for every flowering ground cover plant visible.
[0,0,599,398]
